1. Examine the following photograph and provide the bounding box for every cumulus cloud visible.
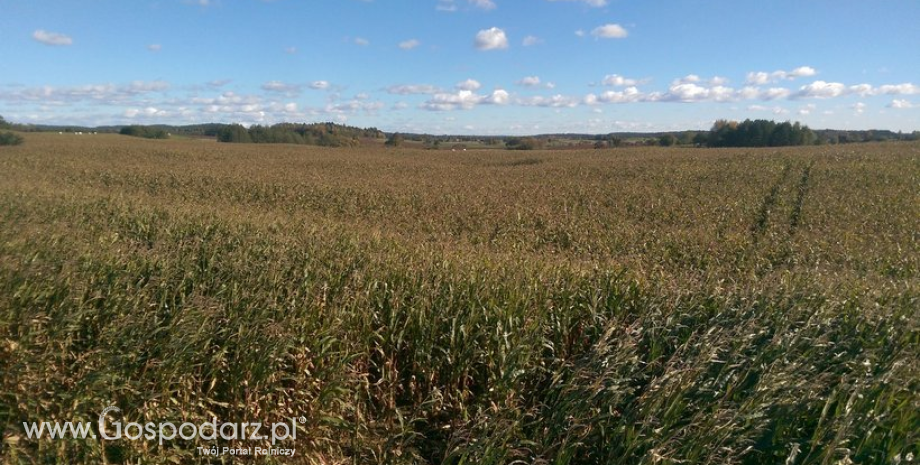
[469,0,496,10]
[746,66,817,84]
[421,88,508,111]
[387,84,441,95]
[517,76,542,87]
[851,102,866,115]
[522,35,543,46]
[32,29,73,46]
[747,105,789,115]
[124,107,171,119]
[761,87,791,100]
[602,74,638,87]
[547,0,607,7]
[596,86,644,103]
[399,39,420,50]
[261,81,302,95]
[591,24,628,39]
[488,89,510,105]
[474,27,508,50]
[456,79,482,91]
[309,81,331,90]
[876,83,920,95]
[436,0,457,11]
[849,84,873,97]
[0,80,172,107]
[516,94,580,108]
[888,99,913,109]
[437,0,497,11]
[662,81,736,103]
[795,81,847,99]
[798,103,817,115]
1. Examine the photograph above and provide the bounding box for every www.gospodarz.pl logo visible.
[96,406,301,445]
[23,405,303,452]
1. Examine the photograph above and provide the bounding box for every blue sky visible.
[1,0,919,134]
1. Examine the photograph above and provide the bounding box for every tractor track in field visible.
[750,162,792,242]
[788,161,814,235]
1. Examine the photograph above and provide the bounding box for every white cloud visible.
[261,81,301,94]
[124,107,171,119]
[517,76,542,87]
[596,86,644,103]
[421,88,508,111]
[746,72,771,86]
[662,82,736,103]
[591,24,628,39]
[487,89,510,105]
[127,81,170,93]
[354,37,370,46]
[795,81,846,99]
[469,0,496,10]
[761,87,791,100]
[474,27,508,50]
[522,35,542,46]
[0,81,173,107]
[309,80,330,90]
[517,94,581,108]
[399,39,420,50]
[746,66,817,84]
[602,74,638,87]
[789,66,817,78]
[147,44,162,52]
[798,103,817,115]
[422,90,483,111]
[747,105,788,115]
[32,29,73,46]
[456,79,482,91]
[547,0,608,7]
[284,47,297,54]
[848,84,872,97]
[387,84,441,95]
[876,83,920,95]
[673,74,701,85]
[324,99,385,117]
[852,102,866,115]
[436,0,457,11]
[888,99,913,109]
[574,29,586,37]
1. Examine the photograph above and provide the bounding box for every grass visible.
[1,133,918,464]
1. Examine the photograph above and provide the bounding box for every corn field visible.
[1,133,918,464]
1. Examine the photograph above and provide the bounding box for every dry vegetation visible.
[1,133,918,464]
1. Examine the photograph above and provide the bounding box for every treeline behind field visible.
[703,119,816,147]
[217,122,384,147]
[119,125,169,139]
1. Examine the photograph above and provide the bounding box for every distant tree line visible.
[120,125,169,139]
[217,122,384,147]
[0,116,24,146]
[702,119,816,147]
[505,137,546,150]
